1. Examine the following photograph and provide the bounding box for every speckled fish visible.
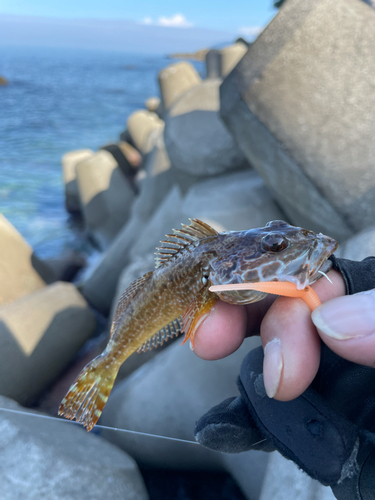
[59,219,338,430]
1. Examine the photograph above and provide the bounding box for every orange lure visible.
[209,281,321,311]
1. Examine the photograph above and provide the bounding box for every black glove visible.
[195,257,375,500]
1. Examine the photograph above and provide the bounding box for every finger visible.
[261,270,345,401]
[193,295,276,360]
[193,300,247,360]
[312,289,375,367]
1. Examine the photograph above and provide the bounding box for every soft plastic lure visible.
[59,219,337,430]
[209,281,322,311]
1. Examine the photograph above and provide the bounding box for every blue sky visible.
[0,0,276,32]
[0,1,277,53]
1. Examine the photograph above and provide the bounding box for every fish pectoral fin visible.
[181,286,218,349]
[137,318,182,353]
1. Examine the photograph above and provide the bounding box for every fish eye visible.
[202,275,209,285]
[262,233,289,253]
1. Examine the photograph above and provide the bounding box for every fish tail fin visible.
[58,354,118,431]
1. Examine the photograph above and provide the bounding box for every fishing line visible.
[0,406,268,448]
[0,406,199,445]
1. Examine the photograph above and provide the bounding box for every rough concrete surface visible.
[182,169,286,231]
[76,150,135,249]
[0,282,96,404]
[259,452,335,500]
[158,61,201,111]
[164,78,247,177]
[62,149,94,213]
[101,336,264,472]
[0,396,148,500]
[221,0,375,242]
[0,214,46,307]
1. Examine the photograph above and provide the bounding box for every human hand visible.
[194,258,375,401]
[193,257,375,498]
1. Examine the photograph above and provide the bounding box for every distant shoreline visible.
[167,48,209,62]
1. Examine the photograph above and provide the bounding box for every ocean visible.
[0,45,204,259]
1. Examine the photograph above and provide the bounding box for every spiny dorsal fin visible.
[111,271,153,336]
[155,218,218,269]
[137,318,182,352]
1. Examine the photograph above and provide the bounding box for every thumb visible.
[312,290,375,366]
[194,396,272,453]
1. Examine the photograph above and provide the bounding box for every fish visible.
[58,219,338,430]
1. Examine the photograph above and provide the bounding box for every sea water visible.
[0,45,204,258]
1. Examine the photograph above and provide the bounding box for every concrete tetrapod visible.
[0,282,96,405]
[80,146,176,316]
[220,0,375,242]
[220,42,248,77]
[0,214,46,307]
[158,61,201,111]
[62,149,94,214]
[76,150,135,249]
[164,79,247,177]
[0,396,148,500]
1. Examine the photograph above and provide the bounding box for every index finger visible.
[193,295,276,360]
[261,269,346,401]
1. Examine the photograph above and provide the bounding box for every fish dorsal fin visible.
[111,271,153,335]
[137,317,182,352]
[155,218,218,269]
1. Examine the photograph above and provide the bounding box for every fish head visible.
[207,220,338,305]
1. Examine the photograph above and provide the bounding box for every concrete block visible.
[142,130,171,178]
[205,49,222,79]
[38,249,86,284]
[101,336,262,470]
[0,282,96,404]
[0,396,148,500]
[182,169,286,231]
[81,217,142,316]
[145,96,161,113]
[259,452,335,500]
[62,149,94,214]
[158,61,201,111]
[100,143,139,183]
[222,452,269,500]
[220,42,248,77]
[81,137,176,315]
[164,79,247,176]
[118,141,142,168]
[220,0,375,242]
[129,185,185,262]
[127,110,164,155]
[337,225,375,261]
[76,150,136,249]
[0,214,46,307]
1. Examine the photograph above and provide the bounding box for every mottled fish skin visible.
[205,220,338,304]
[58,219,338,430]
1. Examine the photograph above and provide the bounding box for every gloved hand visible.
[194,257,375,500]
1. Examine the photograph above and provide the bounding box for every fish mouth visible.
[309,258,333,284]
[308,234,338,284]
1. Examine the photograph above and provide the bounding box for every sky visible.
[0,0,278,53]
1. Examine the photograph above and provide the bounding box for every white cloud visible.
[239,26,263,38]
[158,14,193,27]
[141,13,193,28]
